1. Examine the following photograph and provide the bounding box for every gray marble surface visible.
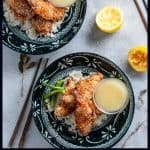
[3,0,147,148]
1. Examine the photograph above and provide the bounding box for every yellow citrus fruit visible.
[96,6,123,33]
[128,46,147,72]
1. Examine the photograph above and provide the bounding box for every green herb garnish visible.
[43,80,65,108]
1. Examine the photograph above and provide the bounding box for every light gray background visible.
[3,0,147,148]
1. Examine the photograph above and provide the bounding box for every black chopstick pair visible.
[8,58,49,148]
[133,0,147,31]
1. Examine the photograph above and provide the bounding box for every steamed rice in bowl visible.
[46,70,109,135]
[3,0,69,40]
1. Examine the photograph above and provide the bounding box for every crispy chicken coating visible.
[75,101,97,136]
[32,15,52,34]
[6,0,35,19]
[27,0,65,21]
[6,0,66,35]
[54,72,104,136]
[54,79,76,117]
[74,73,103,136]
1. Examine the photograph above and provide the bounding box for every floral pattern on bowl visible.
[32,52,135,148]
[2,0,87,55]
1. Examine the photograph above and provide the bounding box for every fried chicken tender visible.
[75,101,97,136]
[6,0,35,19]
[54,79,76,117]
[27,0,65,21]
[32,15,52,34]
[74,73,103,136]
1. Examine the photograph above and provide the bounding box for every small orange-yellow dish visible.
[128,46,147,72]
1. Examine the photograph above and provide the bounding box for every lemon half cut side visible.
[128,46,147,72]
[96,6,124,33]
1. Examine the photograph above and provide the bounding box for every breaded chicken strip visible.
[6,0,35,19]
[54,79,76,117]
[27,0,65,21]
[32,15,52,34]
[75,100,97,136]
[74,73,103,136]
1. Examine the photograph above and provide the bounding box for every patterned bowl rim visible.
[32,52,135,148]
[2,0,87,55]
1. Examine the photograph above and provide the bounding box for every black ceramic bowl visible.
[32,52,135,148]
[2,0,87,55]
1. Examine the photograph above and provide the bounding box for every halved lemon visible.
[128,46,147,72]
[96,6,123,33]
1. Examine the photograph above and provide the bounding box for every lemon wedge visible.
[96,6,123,33]
[128,46,147,72]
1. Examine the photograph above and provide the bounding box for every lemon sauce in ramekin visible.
[94,78,129,114]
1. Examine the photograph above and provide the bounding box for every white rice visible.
[52,71,108,134]
[68,70,84,81]
[3,1,22,26]
[3,1,69,39]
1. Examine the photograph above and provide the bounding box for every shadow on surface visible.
[87,21,114,44]
[124,62,147,79]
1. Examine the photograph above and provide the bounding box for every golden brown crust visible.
[6,0,35,19]
[74,73,103,136]
[32,15,52,34]
[54,72,104,136]
[27,0,65,21]
[54,79,77,117]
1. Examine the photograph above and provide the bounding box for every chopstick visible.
[18,109,32,148]
[18,58,49,148]
[142,0,147,11]
[43,58,49,69]
[133,0,147,31]
[8,58,43,148]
